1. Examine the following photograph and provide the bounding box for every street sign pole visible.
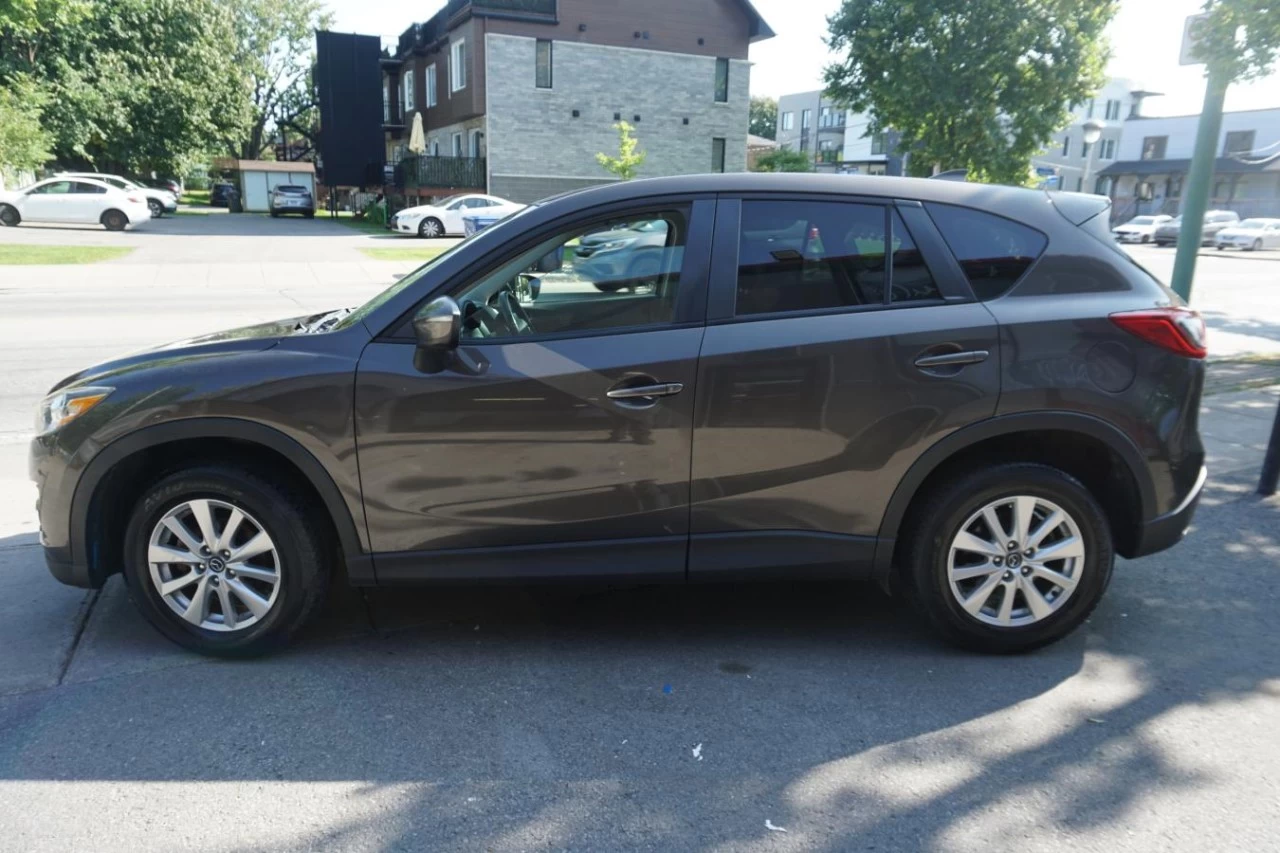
[1169,64,1229,302]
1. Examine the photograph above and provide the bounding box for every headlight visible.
[36,386,113,435]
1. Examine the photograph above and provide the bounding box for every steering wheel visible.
[497,288,534,335]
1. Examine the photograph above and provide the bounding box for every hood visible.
[396,205,438,217]
[48,313,318,392]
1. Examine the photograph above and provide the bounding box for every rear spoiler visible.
[1047,190,1111,226]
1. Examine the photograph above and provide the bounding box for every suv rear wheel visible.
[122,466,331,657]
[903,463,1113,653]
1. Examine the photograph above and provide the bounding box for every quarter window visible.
[714,58,729,103]
[924,203,1048,300]
[449,208,690,340]
[535,40,552,88]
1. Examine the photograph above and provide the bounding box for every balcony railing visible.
[395,155,486,191]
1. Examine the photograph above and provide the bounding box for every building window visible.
[818,139,839,163]
[712,137,726,173]
[1061,136,1071,157]
[1167,175,1182,198]
[535,39,553,88]
[1141,136,1167,160]
[1082,141,1091,159]
[801,109,812,129]
[452,133,464,157]
[819,106,832,127]
[403,69,415,113]
[1224,130,1255,156]
[714,58,729,103]
[426,64,437,107]
[1086,99,1095,119]
[450,39,467,92]
[871,132,887,156]
[383,85,391,122]
[1104,138,1117,159]
[1095,176,1112,196]
[430,139,440,157]
[781,112,794,131]
[1105,99,1121,120]
[470,129,484,158]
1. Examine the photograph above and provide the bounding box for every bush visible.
[752,149,813,173]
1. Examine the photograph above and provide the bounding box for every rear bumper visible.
[1130,465,1206,558]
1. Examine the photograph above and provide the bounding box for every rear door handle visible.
[913,350,990,369]
[606,382,685,400]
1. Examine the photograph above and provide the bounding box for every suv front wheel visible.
[122,466,331,657]
[903,463,1114,653]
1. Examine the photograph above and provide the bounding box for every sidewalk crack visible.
[55,588,100,687]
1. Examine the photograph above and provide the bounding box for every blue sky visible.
[325,0,1280,118]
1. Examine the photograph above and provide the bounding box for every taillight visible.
[1110,307,1207,358]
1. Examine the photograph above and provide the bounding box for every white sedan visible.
[1112,214,1172,244]
[0,177,152,231]
[1215,218,1280,251]
[391,193,523,238]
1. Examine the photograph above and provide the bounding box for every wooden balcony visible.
[395,155,486,192]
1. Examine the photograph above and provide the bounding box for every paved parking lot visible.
[0,213,1278,851]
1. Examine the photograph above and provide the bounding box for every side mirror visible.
[412,296,461,350]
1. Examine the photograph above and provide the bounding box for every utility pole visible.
[1168,64,1230,302]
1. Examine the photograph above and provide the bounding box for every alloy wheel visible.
[946,495,1085,628]
[147,498,281,632]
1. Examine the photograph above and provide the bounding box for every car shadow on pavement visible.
[1,474,1276,851]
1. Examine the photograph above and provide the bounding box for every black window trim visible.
[704,193,972,325]
[378,196,717,344]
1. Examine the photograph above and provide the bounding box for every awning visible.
[1097,157,1274,177]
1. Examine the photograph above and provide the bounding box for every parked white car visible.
[58,172,177,218]
[0,177,151,231]
[391,193,523,238]
[1112,214,1172,244]
[1214,218,1280,251]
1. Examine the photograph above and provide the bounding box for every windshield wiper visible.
[298,308,353,334]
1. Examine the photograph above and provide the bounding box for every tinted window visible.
[889,210,940,303]
[924,203,1048,300]
[72,182,107,194]
[31,181,73,195]
[736,200,887,316]
[449,208,689,340]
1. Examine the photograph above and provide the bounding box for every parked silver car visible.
[1214,218,1280,251]
[1153,210,1239,246]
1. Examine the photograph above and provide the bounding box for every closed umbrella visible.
[408,112,426,155]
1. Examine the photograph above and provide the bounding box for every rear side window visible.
[925,203,1047,300]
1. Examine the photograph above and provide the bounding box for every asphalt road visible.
[0,214,1278,851]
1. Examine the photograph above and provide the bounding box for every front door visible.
[20,180,75,222]
[688,196,1001,577]
[355,199,714,582]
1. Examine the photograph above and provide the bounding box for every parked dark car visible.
[1153,210,1240,246]
[269,184,315,218]
[144,178,182,200]
[31,174,1207,658]
[208,182,235,207]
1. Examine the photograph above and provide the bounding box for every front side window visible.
[536,40,552,88]
[450,39,467,92]
[426,64,437,107]
[925,203,1048,300]
[712,138,726,173]
[736,200,913,316]
[714,57,729,102]
[449,207,690,340]
[30,181,73,195]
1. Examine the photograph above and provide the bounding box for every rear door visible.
[69,181,109,221]
[688,195,1001,577]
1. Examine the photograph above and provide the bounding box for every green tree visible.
[824,0,1117,185]
[749,95,777,139]
[596,121,647,180]
[1,0,249,176]
[752,148,812,172]
[0,74,51,170]
[1191,0,1280,80]
[225,0,330,161]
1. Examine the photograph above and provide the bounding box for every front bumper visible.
[1130,465,1207,558]
[1113,231,1146,243]
[30,433,98,588]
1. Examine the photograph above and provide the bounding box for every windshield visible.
[274,185,309,194]
[1129,216,1157,225]
[334,204,540,332]
[1237,219,1267,229]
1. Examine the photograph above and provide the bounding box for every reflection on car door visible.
[354,199,715,582]
[688,196,1001,577]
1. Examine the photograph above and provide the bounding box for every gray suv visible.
[30,174,1207,657]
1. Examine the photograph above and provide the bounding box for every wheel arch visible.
[71,418,369,588]
[873,412,1156,577]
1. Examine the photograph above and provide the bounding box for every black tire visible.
[147,199,164,218]
[304,210,314,219]
[1251,239,1262,252]
[1140,234,1149,243]
[418,216,443,238]
[0,204,19,227]
[901,463,1114,654]
[101,209,128,231]
[270,210,279,218]
[121,466,332,658]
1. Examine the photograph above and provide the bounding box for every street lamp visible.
[1080,118,1105,195]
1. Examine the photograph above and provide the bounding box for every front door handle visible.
[606,382,685,400]
[914,349,990,369]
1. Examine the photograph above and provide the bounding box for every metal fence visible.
[395,155,486,191]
